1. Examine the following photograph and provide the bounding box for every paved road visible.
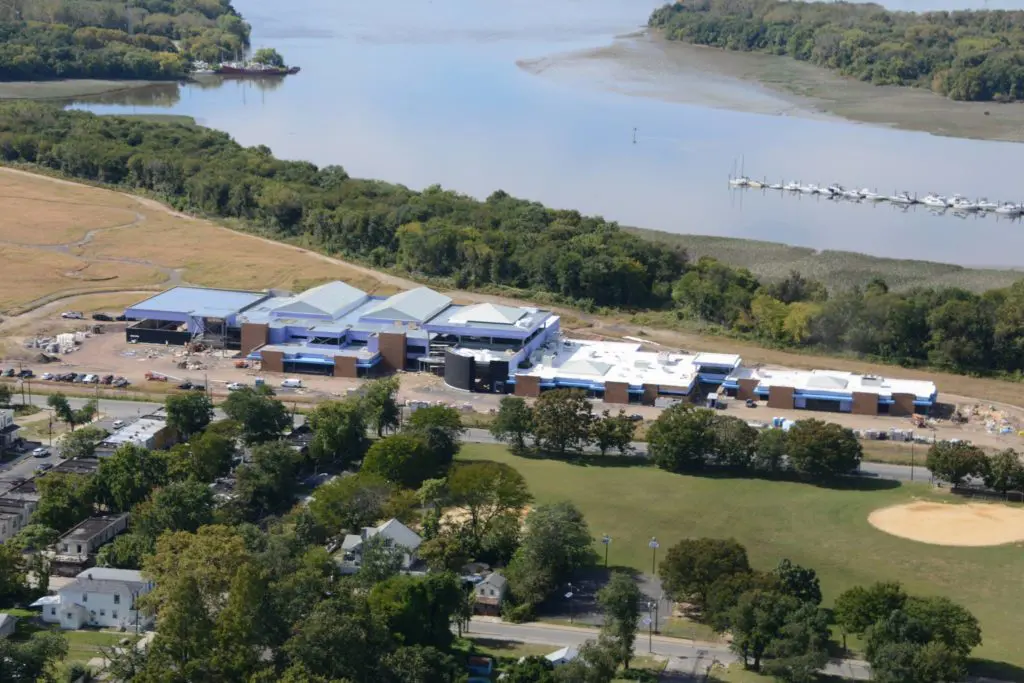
[465,618,872,680]
[3,398,930,484]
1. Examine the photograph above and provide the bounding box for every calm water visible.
[70,0,1024,268]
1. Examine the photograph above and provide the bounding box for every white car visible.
[112,420,125,430]
[41,372,53,380]
[227,382,246,391]
[60,311,83,319]
[31,447,49,458]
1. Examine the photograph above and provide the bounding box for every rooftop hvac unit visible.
[657,351,671,365]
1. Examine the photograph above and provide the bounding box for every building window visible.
[100,610,105,617]
[490,589,495,596]
[114,594,121,605]
[62,544,69,552]
[76,544,82,554]
[112,610,118,619]
[50,608,56,616]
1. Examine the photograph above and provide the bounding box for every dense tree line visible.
[490,393,636,457]
[0,0,249,81]
[658,537,982,682]
[2,104,1023,377]
[649,0,1024,102]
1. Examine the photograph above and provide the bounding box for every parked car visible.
[91,313,113,322]
[31,447,48,458]
[35,463,53,474]
[101,375,114,385]
[73,374,85,383]
[745,399,757,408]
[192,384,206,392]
[227,382,245,391]
[112,420,125,430]
[112,377,129,388]
[17,369,33,378]
[3,369,14,377]
[41,372,53,380]
[177,381,193,390]
[61,311,84,319]
[628,413,644,422]
[115,314,128,322]
[281,378,303,388]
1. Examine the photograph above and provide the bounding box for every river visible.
[68,0,1024,269]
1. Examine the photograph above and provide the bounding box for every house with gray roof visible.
[473,572,508,616]
[32,567,154,631]
[338,518,423,572]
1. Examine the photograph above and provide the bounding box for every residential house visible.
[0,613,17,638]
[473,572,508,616]
[32,567,154,630]
[340,518,423,572]
[0,494,37,544]
[545,647,579,666]
[51,514,130,576]
[0,409,20,453]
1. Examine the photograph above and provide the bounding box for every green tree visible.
[491,396,534,452]
[710,415,758,470]
[33,472,95,531]
[834,582,907,644]
[903,595,982,659]
[252,47,285,67]
[165,391,213,439]
[47,394,97,432]
[447,460,532,549]
[181,425,236,482]
[597,572,642,669]
[785,419,862,479]
[532,389,593,456]
[926,441,990,486]
[0,631,68,683]
[985,449,1024,494]
[773,559,821,605]
[360,376,401,437]
[0,383,11,407]
[95,443,169,513]
[762,603,831,683]
[590,410,634,456]
[144,575,216,679]
[234,440,300,520]
[10,523,59,552]
[56,426,106,459]
[382,645,460,683]
[97,532,152,570]
[308,398,370,469]
[284,592,389,682]
[506,502,592,610]
[133,480,215,540]
[504,656,556,683]
[729,590,799,670]
[753,428,788,474]
[369,572,465,649]
[405,405,465,467]
[362,433,438,487]
[660,538,750,609]
[358,533,407,586]
[0,542,28,602]
[705,570,780,632]
[648,404,715,473]
[222,386,291,445]
[309,472,394,534]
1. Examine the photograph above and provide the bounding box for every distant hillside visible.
[649,0,1024,102]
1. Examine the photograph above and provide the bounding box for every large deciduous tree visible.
[308,398,370,469]
[648,404,715,473]
[57,426,107,460]
[506,502,592,610]
[984,448,1024,494]
[772,559,821,605]
[362,433,438,488]
[222,386,291,445]
[95,443,169,513]
[309,472,394,534]
[659,538,750,609]
[785,419,862,479]
[405,405,465,467]
[490,396,534,452]
[446,460,531,549]
[925,441,990,486]
[233,440,301,520]
[33,472,95,532]
[590,410,635,457]
[165,391,214,439]
[360,376,401,437]
[597,572,642,669]
[532,389,593,456]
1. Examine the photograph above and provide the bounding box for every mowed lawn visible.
[458,444,1024,668]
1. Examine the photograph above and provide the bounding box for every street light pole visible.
[649,537,660,576]
[645,606,653,653]
[601,534,611,568]
[565,583,574,624]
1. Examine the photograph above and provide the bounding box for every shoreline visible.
[519,31,1024,145]
[0,79,164,101]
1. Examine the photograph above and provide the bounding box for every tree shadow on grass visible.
[514,449,652,469]
[968,658,1024,681]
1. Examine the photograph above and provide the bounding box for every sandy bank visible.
[519,32,1024,144]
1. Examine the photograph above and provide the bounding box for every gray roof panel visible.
[360,287,451,324]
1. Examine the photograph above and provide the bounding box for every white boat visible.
[976,199,999,211]
[860,189,885,201]
[826,183,845,195]
[729,177,750,187]
[799,184,818,194]
[890,192,916,204]
[842,188,864,200]
[949,197,980,212]
[747,179,765,189]
[994,203,1023,215]
[768,182,783,190]
[783,181,801,192]
[921,194,948,208]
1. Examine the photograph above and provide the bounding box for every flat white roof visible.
[694,352,742,368]
[727,367,936,399]
[518,340,699,388]
[101,418,166,447]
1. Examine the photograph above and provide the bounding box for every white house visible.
[340,518,423,570]
[0,409,20,452]
[0,495,36,544]
[545,646,579,666]
[473,572,508,616]
[32,567,154,631]
[0,613,17,639]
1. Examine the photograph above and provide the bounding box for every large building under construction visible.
[123,282,938,412]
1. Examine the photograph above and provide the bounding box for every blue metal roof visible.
[127,287,266,319]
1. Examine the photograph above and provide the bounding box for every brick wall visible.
[334,356,358,378]
[514,375,540,398]
[240,323,269,355]
[851,391,878,416]
[262,350,284,373]
[604,381,629,405]
[378,332,407,373]
[767,386,794,409]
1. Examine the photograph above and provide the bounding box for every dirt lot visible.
[869,501,1024,547]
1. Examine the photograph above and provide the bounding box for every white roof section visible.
[448,303,526,326]
[30,595,60,607]
[519,339,700,388]
[270,280,368,319]
[128,287,265,319]
[101,418,165,447]
[367,518,423,551]
[361,287,451,324]
[693,352,742,368]
[76,567,146,583]
[727,367,937,399]
[546,646,579,664]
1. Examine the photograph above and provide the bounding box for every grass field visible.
[64,630,137,664]
[457,443,1024,668]
[626,229,1024,293]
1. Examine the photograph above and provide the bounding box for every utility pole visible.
[649,537,660,576]
[126,0,133,35]
[601,534,611,568]
[632,127,637,144]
